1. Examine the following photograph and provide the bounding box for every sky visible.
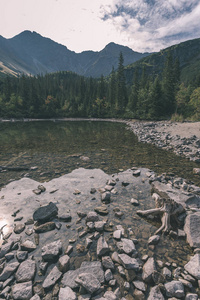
[0,0,200,53]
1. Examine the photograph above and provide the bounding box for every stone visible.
[185,293,198,300]
[101,192,111,203]
[142,257,157,283]
[15,259,36,283]
[39,262,48,275]
[58,255,70,273]
[12,281,32,300]
[94,221,105,232]
[111,252,121,264]
[77,211,87,218]
[118,253,140,271]
[105,269,113,282]
[85,238,92,249]
[58,212,72,222]
[97,236,110,257]
[94,206,109,215]
[116,225,125,236]
[116,238,137,256]
[184,212,200,248]
[184,254,200,280]
[133,169,141,176]
[86,212,99,222]
[131,198,139,206]
[65,245,73,255]
[164,280,185,298]
[147,285,165,300]
[5,252,14,261]
[42,266,62,290]
[75,272,101,294]
[33,202,58,222]
[20,240,37,252]
[61,261,104,289]
[193,168,200,175]
[30,295,40,300]
[133,289,145,300]
[162,267,172,279]
[34,222,56,233]
[58,287,77,300]
[14,224,25,234]
[113,229,122,240]
[148,235,160,245]
[0,262,19,281]
[102,256,115,270]
[0,241,14,258]
[133,280,146,292]
[41,240,62,261]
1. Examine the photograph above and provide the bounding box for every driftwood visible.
[137,197,184,235]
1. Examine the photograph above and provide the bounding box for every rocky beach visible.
[0,120,200,299]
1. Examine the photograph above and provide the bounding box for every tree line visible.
[0,51,200,120]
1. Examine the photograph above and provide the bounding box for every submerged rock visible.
[33,202,58,222]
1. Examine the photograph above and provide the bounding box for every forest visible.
[0,50,200,121]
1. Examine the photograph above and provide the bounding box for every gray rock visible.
[116,238,137,256]
[115,224,125,236]
[184,254,200,279]
[62,261,104,289]
[16,251,28,262]
[0,285,11,298]
[147,285,164,300]
[0,241,14,259]
[133,289,145,300]
[5,252,14,261]
[30,295,40,300]
[58,287,77,300]
[15,259,36,283]
[75,272,101,294]
[20,240,37,252]
[105,269,113,282]
[14,223,25,234]
[58,212,72,222]
[185,293,198,300]
[58,255,70,273]
[12,281,32,299]
[39,261,48,275]
[162,267,172,279]
[0,262,19,281]
[142,257,157,283]
[85,238,92,249]
[94,221,105,232]
[130,198,139,206]
[184,212,200,248]
[97,236,110,257]
[148,235,160,245]
[165,280,185,298]
[113,229,122,240]
[94,206,109,215]
[33,202,58,222]
[86,212,99,222]
[101,192,111,203]
[102,256,115,270]
[103,290,117,299]
[42,266,62,290]
[118,253,140,271]
[34,222,56,233]
[133,280,146,292]
[111,252,121,264]
[42,240,62,261]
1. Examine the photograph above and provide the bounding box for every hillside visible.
[0,31,150,78]
[124,38,200,84]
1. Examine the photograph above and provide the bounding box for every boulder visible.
[116,238,137,256]
[20,240,37,252]
[118,253,140,271]
[184,212,200,248]
[184,254,200,280]
[75,272,101,294]
[33,202,58,222]
[15,259,36,283]
[12,281,32,300]
[164,280,185,298]
[41,240,62,262]
[0,262,19,281]
[42,266,62,290]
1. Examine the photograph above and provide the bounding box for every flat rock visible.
[58,255,70,273]
[0,262,19,281]
[102,256,115,270]
[142,257,157,283]
[86,211,99,222]
[58,287,77,300]
[12,281,32,300]
[0,241,14,259]
[14,224,25,234]
[148,235,160,245]
[94,206,109,215]
[184,212,200,248]
[97,236,110,257]
[184,254,200,279]
[34,222,56,233]
[75,272,101,294]
[58,212,72,222]
[33,202,58,222]
[118,253,140,271]
[42,266,62,290]
[61,261,104,289]
[113,229,122,240]
[116,238,137,256]
[42,240,62,262]
[15,259,36,283]
[164,280,185,298]
[147,285,164,300]
[20,240,37,252]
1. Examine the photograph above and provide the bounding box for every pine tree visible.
[116,52,128,113]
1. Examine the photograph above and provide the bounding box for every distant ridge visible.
[0,31,151,77]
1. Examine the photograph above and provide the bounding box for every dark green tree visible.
[116,52,128,113]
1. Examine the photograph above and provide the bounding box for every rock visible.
[162,267,172,279]
[105,269,113,282]
[30,295,40,300]
[15,259,36,283]
[12,281,32,299]
[58,287,77,300]
[164,280,185,298]
[94,221,105,232]
[113,229,122,240]
[65,245,73,255]
[193,168,200,175]
[85,238,92,249]
[58,212,72,222]
[86,212,99,222]
[184,212,200,248]
[133,289,145,300]
[101,192,111,203]
[33,202,58,222]
[116,238,137,256]
[185,293,198,300]
[61,261,104,289]
[0,262,19,281]
[97,236,110,257]
[77,211,87,218]
[42,240,62,262]
[75,272,101,294]
[133,169,141,176]
[94,206,109,215]
[131,198,139,205]
[42,266,62,290]
[102,256,115,270]
[20,240,37,252]
[34,222,56,233]
[14,224,25,234]
[148,235,160,245]
[5,252,14,261]
[133,280,146,292]
[184,254,200,279]
[39,261,48,275]
[147,285,164,300]
[58,255,70,273]
[116,225,125,236]
[111,251,121,264]
[118,254,140,271]
[142,257,157,283]
[0,241,14,258]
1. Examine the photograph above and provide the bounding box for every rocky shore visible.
[126,121,200,164]
[0,167,200,299]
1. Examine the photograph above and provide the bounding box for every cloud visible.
[100,0,200,52]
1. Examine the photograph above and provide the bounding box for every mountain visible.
[124,38,200,84]
[0,31,150,78]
